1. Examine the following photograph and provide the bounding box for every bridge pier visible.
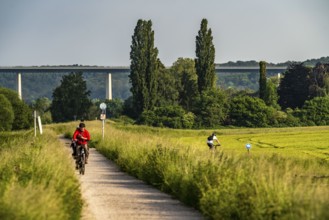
[17,73,22,100]
[106,73,112,100]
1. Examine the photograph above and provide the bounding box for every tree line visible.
[1,18,329,131]
[123,18,329,128]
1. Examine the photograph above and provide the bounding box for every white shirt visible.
[207,135,218,144]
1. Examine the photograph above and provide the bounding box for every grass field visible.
[194,126,329,160]
[114,122,329,161]
[57,120,329,220]
[1,121,325,219]
[0,128,82,220]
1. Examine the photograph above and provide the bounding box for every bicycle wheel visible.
[79,154,85,175]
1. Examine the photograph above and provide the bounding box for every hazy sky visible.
[0,0,328,66]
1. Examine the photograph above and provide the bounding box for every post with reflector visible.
[99,102,107,140]
[246,143,251,155]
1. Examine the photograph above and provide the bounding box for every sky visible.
[0,0,328,67]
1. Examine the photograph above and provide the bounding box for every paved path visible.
[61,137,204,220]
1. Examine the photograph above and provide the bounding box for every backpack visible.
[207,135,213,141]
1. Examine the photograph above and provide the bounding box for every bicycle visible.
[209,144,221,150]
[76,145,86,175]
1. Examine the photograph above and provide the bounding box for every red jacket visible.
[73,128,90,145]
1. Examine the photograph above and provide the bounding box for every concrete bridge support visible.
[106,73,112,100]
[17,73,22,100]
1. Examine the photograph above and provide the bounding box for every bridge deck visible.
[0,66,287,72]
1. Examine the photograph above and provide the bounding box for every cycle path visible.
[60,137,204,220]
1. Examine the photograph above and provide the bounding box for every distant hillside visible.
[217,56,329,67]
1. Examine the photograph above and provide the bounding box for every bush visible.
[0,87,32,130]
[193,88,229,128]
[299,97,329,125]
[0,94,14,131]
[105,98,124,118]
[138,105,195,129]
[274,110,301,127]
[229,96,275,127]
[139,110,157,126]
[182,112,195,129]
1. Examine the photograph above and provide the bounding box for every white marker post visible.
[246,143,251,155]
[99,102,107,140]
[37,116,43,135]
[34,111,43,136]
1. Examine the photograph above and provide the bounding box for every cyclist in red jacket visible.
[73,122,91,164]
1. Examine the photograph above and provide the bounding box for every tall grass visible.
[61,121,329,219]
[0,128,82,220]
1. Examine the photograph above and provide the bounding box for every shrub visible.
[229,96,275,127]
[299,97,329,125]
[0,94,14,131]
[138,105,195,128]
[193,88,229,128]
[139,110,157,126]
[182,112,196,129]
[0,87,32,130]
[105,98,124,118]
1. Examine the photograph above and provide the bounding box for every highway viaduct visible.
[0,66,287,100]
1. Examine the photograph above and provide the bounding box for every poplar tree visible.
[259,61,267,100]
[129,19,159,116]
[195,18,216,94]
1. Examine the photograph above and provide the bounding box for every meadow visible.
[61,120,329,220]
[0,129,82,220]
[1,121,328,219]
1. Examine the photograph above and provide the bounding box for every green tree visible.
[278,63,312,109]
[129,19,159,116]
[308,63,329,98]
[170,58,198,111]
[194,88,228,128]
[300,97,329,125]
[31,97,51,115]
[51,72,92,122]
[264,78,280,109]
[195,18,216,94]
[85,99,101,120]
[31,97,52,124]
[229,96,275,127]
[259,61,267,100]
[156,60,179,106]
[0,94,14,131]
[0,87,32,130]
[105,98,124,118]
[138,105,195,129]
[123,96,136,118]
